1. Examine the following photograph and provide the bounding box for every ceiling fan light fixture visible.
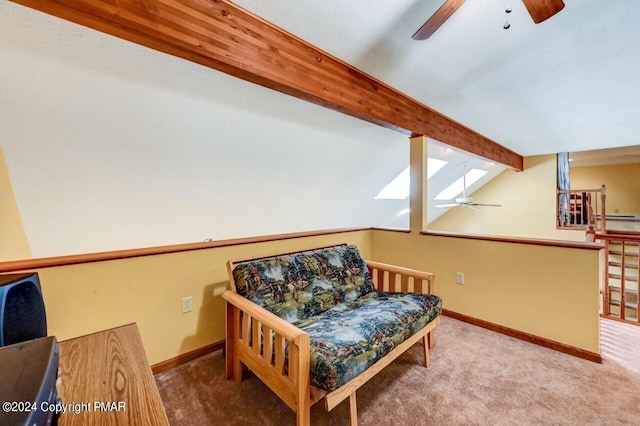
[413,0,565,40]
[504,1,512,30]
[434,164,501,210]
[433,168,487,200]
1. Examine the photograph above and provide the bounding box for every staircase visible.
[557,184,640,325]
[602,235,640,323]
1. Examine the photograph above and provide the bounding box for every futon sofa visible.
[222,244,442,425]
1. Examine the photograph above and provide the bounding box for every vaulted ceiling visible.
[235,0,640,156]
[9,0,640,160]
[1,0,639,257]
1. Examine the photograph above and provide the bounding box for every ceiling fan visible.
[435,166,502,210]
[412,0,565,40]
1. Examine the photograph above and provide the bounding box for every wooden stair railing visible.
[597,233,640,325]
[557,185,606,231]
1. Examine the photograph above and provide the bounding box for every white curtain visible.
[557,152,570,224]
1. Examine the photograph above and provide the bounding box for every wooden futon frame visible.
[222,247,439,425]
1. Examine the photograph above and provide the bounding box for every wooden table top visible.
[57,323,169,425]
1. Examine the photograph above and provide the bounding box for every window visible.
[375,158,448,200]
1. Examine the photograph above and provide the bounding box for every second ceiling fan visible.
[435,164,502,210]
[412,0,565,40]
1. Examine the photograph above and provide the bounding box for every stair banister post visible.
[604,239,610,316]
[585,224,596,242]
[600,185,607,234]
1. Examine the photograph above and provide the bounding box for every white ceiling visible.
[234,0,640,156]
[570,145,640,167]
[1,0,638,256]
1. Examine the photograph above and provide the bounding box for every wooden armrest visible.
[366,261,434,281]
[223,290,310,412]
[223,290,307,343]
[366,260,435,294]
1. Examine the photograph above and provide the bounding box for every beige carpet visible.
[601,317,640,376]
[155,317,640,425]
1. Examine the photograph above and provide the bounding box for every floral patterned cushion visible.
[300,291,442,391]
[232,245,375,322]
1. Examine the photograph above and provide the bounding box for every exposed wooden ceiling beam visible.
[10,0,524,170]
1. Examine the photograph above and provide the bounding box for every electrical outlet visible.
[456,272,464,285]
[182,296,192,313]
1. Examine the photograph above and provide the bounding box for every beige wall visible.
[0,146,31,260]
[429,155,585,241]
[4,226,602,364]
[371,230,601,354]
[24,231,371,365]
[570,163,640,216]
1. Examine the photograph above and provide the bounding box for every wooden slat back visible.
[389,272,398,292]
[252,317,261,355]
[377,269,385,292]
[241,312,250,343]
[367,260,435,295]
[263,325,273,364]
[401,275,409,292]
[289,344,299,385]
[275,335,286,375]
[416,279,425,294]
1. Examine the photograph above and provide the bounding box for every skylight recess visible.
[427,158,447,179]
[433,169,488,201]
[375,166,410,199]
[375,158,449,200]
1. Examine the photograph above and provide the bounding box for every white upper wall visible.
[0,2,410,257]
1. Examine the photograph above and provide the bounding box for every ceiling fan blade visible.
[436,204,459,208]
[522,0,565,24]
[412,0,466,40]
[469,203,502,207]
